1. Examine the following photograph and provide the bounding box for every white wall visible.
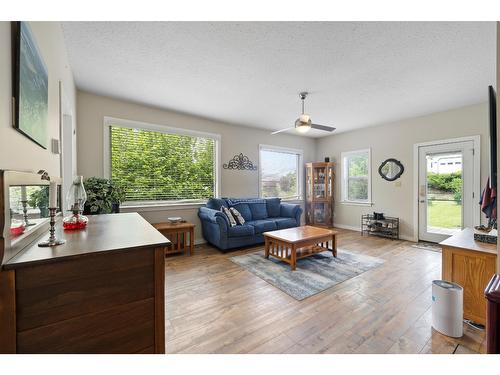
[316,102,490,240]
[0,22,76,177]
[76,91,316,242]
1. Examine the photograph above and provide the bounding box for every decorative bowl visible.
[167,217,182,224]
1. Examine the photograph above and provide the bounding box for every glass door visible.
[418,141,474,243]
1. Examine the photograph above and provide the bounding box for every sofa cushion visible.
[280,202,300,218]
[265,198,281,217]
[225,197,265,205]
[273,217,297,229]
[229,207,245,225]
[221,206,237,227]
[246,219,277,234]
[231,203,252,222]
[249,202,268,220]
[227,224,255,237]
[206,198,228,210]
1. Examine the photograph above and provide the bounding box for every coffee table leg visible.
[291,244,296,271]
[332,234,337,257]
[264,237,270,259]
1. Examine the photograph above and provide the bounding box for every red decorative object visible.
[10,220,25,236]
[63,176,88,231]
[63,214,88,230]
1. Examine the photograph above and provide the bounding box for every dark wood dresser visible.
[0,213,169,354]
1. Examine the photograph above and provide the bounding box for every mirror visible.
[1,170,63,266]
[379,158,404,181]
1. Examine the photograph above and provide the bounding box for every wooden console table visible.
[0,213,169,354]
[440,228,497,325]
[153,221,195,256]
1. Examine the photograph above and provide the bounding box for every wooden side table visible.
[153,222,195,256]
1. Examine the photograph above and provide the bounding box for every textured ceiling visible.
[62,22,496,138]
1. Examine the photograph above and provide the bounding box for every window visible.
[104,118,220,204]
[259,145,303,200]
[341,148,371,204]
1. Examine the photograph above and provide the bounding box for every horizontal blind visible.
[110,126,216,202]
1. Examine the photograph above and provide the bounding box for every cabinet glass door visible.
[313,202,328,225]
[314,167,326,199]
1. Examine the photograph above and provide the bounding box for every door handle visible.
[419,200,425,203]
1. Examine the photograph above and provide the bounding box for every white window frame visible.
[103,116,221,208]
[258,144,304,201]
[340,148,372,206]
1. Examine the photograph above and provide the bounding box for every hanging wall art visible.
[223,153,258,170]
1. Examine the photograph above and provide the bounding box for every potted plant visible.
[28,187,49,218]
[83,177,125,215]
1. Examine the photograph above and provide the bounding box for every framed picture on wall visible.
[11,21,49,149]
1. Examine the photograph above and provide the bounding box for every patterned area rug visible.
[230,249,384,300]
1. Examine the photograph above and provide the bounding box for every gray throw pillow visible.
[229,207,245,225]
[221,206,237,227]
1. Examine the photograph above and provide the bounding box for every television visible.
[489,85,497,188]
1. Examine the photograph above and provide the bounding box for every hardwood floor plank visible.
[165,228,485,354]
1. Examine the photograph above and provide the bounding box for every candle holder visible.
[20,200,35,227]
[38,207,66,247]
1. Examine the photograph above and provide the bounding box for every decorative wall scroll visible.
[223,153,258,171]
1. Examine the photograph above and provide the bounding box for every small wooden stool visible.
[153,222,195,256]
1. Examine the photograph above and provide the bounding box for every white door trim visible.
[412,135,481,242]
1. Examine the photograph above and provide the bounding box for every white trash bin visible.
[432,280,463,338]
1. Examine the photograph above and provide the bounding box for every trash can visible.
[432,280,463,338]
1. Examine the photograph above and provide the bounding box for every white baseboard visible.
[333,223,416,242]
[194,238,207,246]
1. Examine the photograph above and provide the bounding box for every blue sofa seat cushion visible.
[246,219,277,234]
[273,217,297,229]
[266,198,281,217]
[228,224,255,237]
[230,203,252,222]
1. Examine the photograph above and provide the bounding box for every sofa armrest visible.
[280,203,302,222]
[198,206,229,229]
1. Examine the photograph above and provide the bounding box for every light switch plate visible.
[51,138,60,154]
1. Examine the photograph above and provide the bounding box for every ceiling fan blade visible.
[271,127,295,135]
[311,123,336,132]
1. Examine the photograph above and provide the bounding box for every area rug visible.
[230,249,384,300]
[411,242,442,253]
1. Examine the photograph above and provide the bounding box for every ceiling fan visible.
[271,92,336,135]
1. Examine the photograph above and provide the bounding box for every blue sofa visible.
[198,197,303,251]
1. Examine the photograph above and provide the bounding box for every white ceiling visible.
[61,22,496,138]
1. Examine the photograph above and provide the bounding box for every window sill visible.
[120,201,207,212]
[281,198,304,204]
[340,201,373,207]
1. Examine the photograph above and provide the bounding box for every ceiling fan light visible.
[296,123,311,133]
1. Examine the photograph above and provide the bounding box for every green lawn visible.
[428,200,461,229]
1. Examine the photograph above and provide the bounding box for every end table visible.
[153,221,195,256]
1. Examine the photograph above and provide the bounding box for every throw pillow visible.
[229,207,245,225]
[221,206,237,227]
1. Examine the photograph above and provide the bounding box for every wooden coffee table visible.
[263,226,337,271]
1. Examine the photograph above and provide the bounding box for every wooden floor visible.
[165,228,486,354]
